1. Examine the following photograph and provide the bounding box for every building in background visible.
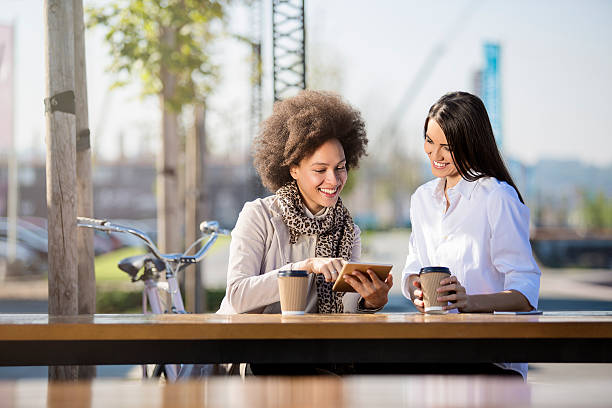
[0,158,258,230]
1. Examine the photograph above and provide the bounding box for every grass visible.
[94,246,145,312]
[94,235,231,283]
[93,239,231,313]
[95,287,227,313]
[96,289,142,313]
[198,234,231,255]
[95,246,146,283]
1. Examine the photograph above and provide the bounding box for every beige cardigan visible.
[217,195,364,314]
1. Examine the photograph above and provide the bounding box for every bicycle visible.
[77,217,230,381]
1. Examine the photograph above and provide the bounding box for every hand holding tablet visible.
[332,262,393,292]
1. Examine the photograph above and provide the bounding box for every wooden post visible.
[44,0,78,381]
[73,0,96,380]
[158,26,181,254]
[196,105,209,312]
[185,104,207,312]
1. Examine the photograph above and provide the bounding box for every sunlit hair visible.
[253,90,368,192]
[425,91,524,203]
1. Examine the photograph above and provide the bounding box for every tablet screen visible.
[332,262,393,292]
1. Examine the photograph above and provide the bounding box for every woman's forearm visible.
[461,290,533,313]
[226,269,282,313]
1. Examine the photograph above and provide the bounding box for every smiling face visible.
[290,138,348,214]
[424,119,461,188]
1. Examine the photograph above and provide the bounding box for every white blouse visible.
[401,176,541,379]
[401,176,540,307]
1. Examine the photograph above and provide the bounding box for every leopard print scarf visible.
[276,180,355,313]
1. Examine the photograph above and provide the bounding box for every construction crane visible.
[272,0,306,101]
[249,0,263,136]
[373,1,481,227]
[377,0,481,157]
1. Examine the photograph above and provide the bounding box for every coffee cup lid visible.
[278,270,308,278]
[419,266,451,275]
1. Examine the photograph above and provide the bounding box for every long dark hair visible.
[425,91,524,203]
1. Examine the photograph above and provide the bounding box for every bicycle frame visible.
[77,217,230,381]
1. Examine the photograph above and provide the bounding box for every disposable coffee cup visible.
[419,266,451,314]
[278,270,309,315]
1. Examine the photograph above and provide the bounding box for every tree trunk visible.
[44,0,78,381]
[185,104,207,312]
[158,27,181,254]
[197,106,209,312]
[73,0,96,380]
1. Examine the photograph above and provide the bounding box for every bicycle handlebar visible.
[77,217,109,226]
[199,220,231,236]
[77,217,229,266]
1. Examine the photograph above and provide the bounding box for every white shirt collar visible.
[453,177,480,200]
[432,177,481,201]
[302,204,330,220]
[432,178,446,201]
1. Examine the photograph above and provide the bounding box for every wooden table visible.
[1,376,609,407]
[0,312,611,366]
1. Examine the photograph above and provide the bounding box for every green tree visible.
[581,191,612,230]
[87,0,229,252]
[87,0,227,108]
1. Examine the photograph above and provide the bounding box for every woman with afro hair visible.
[217,90,393,317]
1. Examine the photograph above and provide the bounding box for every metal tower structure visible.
[272,0,306,101]
[377,0,480,156]
[247,0,269,198]
[249,0,263,136]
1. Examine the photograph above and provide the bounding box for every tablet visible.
[332,262,393,292]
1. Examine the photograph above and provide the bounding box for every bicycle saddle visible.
[118,254,166,278]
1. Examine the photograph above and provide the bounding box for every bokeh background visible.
[0,0,611,381]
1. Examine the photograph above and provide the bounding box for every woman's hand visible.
[410,276,426,313]
[439,280,533,313]
[410,274,468,313]
[437,275,469,311]
[294,258,347,283]
[344,269,393,309]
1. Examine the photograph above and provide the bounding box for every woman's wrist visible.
[363,299,381,309]
[292,259,311,273]
[457,292,531,313]
[458,294,474,312]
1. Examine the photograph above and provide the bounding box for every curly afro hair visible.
[253,90,368,192]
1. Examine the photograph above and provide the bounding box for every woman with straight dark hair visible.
[401,91,540,379]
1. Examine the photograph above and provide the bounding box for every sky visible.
[2,0,612,167]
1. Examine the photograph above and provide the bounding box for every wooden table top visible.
[0,376,608,408]
[1,312,611,341]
